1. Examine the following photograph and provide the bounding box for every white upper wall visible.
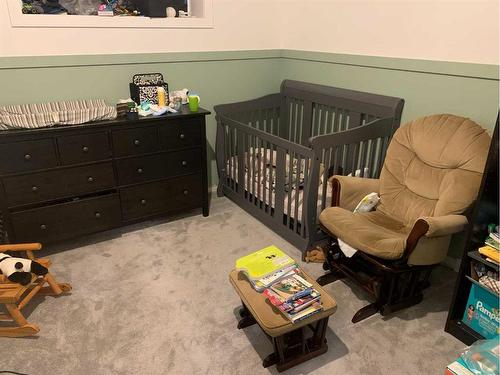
[0,0,281,56]
[280,0,499,65]
[0,0,498,64]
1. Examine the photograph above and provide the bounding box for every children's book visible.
[252,266,299,292]
[270,274,313,303]
[235,245,296,280]
[485,237,500,251]
[479,245,499,263]
[286,302,323,323]
[280,292,321,314]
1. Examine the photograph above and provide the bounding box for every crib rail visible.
[309,117,394,216]
[214,94,281,135]
[280,80,404,146]
[214,80,404,254]
[217,114,317,250]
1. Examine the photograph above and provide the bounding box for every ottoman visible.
[229,269,337,372]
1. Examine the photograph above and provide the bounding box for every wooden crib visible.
[215,80,404,254]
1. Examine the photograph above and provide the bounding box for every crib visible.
[215,80,404,254]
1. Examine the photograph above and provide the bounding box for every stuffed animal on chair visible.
[0,252,48,285]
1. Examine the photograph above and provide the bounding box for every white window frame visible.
[6,0,213,28]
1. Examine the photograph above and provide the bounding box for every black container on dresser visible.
[0,106,210,244]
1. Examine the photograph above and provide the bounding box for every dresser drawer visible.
[10,194,120,243]
[0,139,57,174]
[159,121,202,150]
[3,162,115,207]
[58,132,111,165]
[112,127,158,157]
[120,174,202,220]
[116,149,202,186]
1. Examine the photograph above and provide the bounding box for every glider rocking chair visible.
[317,114,491,323]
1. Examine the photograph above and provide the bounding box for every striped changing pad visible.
[0,99,117,130]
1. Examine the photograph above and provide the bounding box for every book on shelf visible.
[485,237,499,251]
[478,245,499,264]
[235,245,297,281]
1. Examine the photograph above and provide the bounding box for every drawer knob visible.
[181,160,187,166]
[40,224,47,230]
[179,133,185,139]
[32,186,38,192]
[140,199,147,205]
[87,176,94,183]
[183,190,189,195]
[82,146,89,153]
[134,139,140,146]
[95,212,101,219]
[24,154,32,160]
[137,168,144,174]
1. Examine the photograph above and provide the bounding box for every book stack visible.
[479,226,499,264]
[263,273,323,323]
[235,245,323,323]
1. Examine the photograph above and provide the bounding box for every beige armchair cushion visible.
[320,209,408,259]
[377,114,489,225]
[319,114,490,265]
[329,175,379,211]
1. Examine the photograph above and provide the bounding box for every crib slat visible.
[249,134,253,202]
[228,127,233,189]
[286,149,294,228]
[301,157,310,238]
[268,143,275,215]
[237,130,245,197]
[293,154,301,234]
[321,147,332,211]
[274,146,286,220]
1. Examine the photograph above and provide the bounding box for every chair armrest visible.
[329,175,380,211]
[416,215,469,237]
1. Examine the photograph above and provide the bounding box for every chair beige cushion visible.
[320,209,408,260]
[319,114,490,265]
[229,269,337,337]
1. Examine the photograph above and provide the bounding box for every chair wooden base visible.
[318,240,432,323]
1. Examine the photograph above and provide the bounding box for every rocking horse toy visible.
[0,242,71,337]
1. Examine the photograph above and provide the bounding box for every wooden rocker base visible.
[352,303,380,323]
[0,324,40,338]
[236,302,330,372]
[318,240,432,324]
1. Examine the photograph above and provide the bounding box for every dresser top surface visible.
[0,105,211,139]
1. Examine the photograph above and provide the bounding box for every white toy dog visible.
[0,253,48,285]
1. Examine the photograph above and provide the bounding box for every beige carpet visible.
[2,197,464,375]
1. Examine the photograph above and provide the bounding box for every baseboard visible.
[441,256,461,272]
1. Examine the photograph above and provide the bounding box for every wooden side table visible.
[229,269,337,372]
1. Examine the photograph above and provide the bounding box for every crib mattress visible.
[226,153,331,223]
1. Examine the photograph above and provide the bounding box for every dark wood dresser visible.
[0,106,210,244]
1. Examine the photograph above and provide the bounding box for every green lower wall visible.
[1,49,498,257]
[280,50,499,132]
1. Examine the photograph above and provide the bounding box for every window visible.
[6,0,213,28]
